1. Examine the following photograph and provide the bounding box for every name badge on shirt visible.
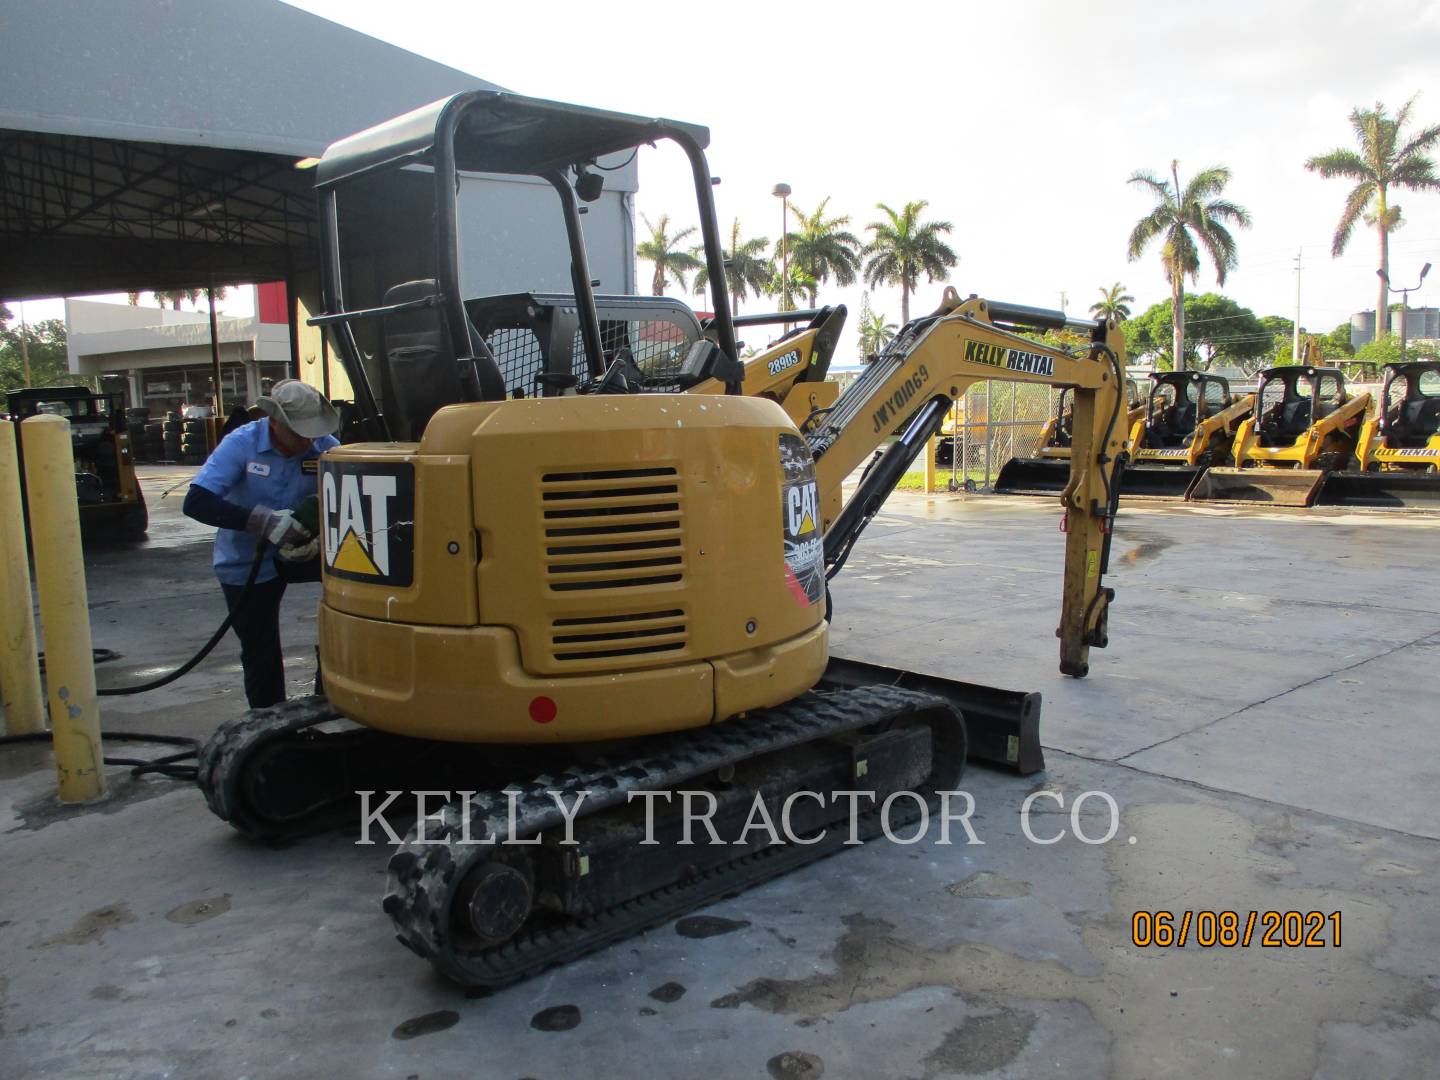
[247,461,271,477]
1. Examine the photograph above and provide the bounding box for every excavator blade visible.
[1188,467,1325,507]
[1120,465,1204,499]
[993,457,1070,496]
[1313,471,1440,509]
[822,654,1043,774]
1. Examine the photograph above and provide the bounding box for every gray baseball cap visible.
[255,379,340,439]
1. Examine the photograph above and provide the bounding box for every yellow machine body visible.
[1128,393,1254,469]
[318,394,827,743]
[1356,417,1440,470]
[704,328,841,427]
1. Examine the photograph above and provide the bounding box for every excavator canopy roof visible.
[315,90,711,186]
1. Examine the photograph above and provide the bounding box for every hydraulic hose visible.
[0,730,200,781]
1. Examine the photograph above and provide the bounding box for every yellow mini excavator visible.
[1190,364,1370,506]
[197,91,1127,989]
[992,377,1144,494]
[1117,370,1253,498]
[1315,360,1440,508]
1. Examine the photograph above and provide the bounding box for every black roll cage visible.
[1253,365,1347,433]
[311,91,742,441]
[1145,371,1231,431]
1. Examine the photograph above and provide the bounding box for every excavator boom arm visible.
[808,290,1128,676]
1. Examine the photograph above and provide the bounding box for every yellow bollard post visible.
[924,435,938,494]
[0,423,45,735]
[21,414,106,803]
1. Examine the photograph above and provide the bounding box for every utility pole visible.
[1292,250,1302,363]
[1059,290,1067,315]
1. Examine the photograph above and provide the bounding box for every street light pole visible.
[772,182,791,322]
[1378,262,1432,361]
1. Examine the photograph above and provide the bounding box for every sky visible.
[19,0,1440,363]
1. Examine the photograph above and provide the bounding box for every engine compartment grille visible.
[539,466,687,667]
[549,608,688,663]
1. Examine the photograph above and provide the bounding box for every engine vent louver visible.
[539,467,688,667]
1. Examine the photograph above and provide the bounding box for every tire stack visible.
[143,422,164,462]
[180,416,207,465]
[126,408,150,463]
[162,412,182,462]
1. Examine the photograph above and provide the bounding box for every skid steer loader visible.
[1314,360,1440,508]
[7,386,148,540]
[1119,371,1253,498]
[1190,364,1370,507]
[992,377,1143,494]
[197,91,1127,989]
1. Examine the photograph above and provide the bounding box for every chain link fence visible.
[932,382,1059,492]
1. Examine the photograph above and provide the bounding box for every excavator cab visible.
[1118,371,1251,498]
[1190,365,1369,506]
[1315,360,1440,508]
[312,93,842,443]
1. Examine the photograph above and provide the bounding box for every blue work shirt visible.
[193,419,339,585]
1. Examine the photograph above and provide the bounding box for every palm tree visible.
[1306,96,1440,339]
[768,264,816,313]
[858,310,898,357]
[1127,162,1251,370]
[1090,282,1135,323]
[861,200,958,325]
[693,219,771,313]
[783,198,861,307]
[637,214,703,296]
[127,287,229,310]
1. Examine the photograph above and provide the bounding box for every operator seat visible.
[1395,397,1440,447]
[381,279,489,441]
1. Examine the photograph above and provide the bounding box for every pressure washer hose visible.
[96,540,269,697]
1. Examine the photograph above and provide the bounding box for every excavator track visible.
[381,684,965,988]
[199,696,409,841]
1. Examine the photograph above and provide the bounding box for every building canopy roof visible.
[0,0,498,299]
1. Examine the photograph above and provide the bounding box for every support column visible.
[20,415,106,803]
[0,424,45,736]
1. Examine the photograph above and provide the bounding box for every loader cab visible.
[1253,366,1348,447]
[312,91,747,442]
[1143,372,1231,448]
[1050,378,1141,449]
[6,386,147,538]
[1378,362,1440,447]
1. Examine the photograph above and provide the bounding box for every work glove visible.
[246,505,312,548]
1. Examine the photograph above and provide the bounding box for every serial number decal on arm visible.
[1131,910,1342,948]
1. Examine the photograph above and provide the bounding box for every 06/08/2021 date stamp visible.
[1132,910,1342,948]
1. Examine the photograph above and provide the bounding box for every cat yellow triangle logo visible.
[798,510,816,535]
[332,529,380,577]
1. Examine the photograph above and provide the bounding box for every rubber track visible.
[381,684,965,988]
[196,695,345,839]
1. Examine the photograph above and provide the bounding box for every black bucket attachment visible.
[1119,465,1204,499]
[821,654,1043,774]
[994,456,1070,496]
[1188,467,1325,507]
[1314,470,1440,509]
